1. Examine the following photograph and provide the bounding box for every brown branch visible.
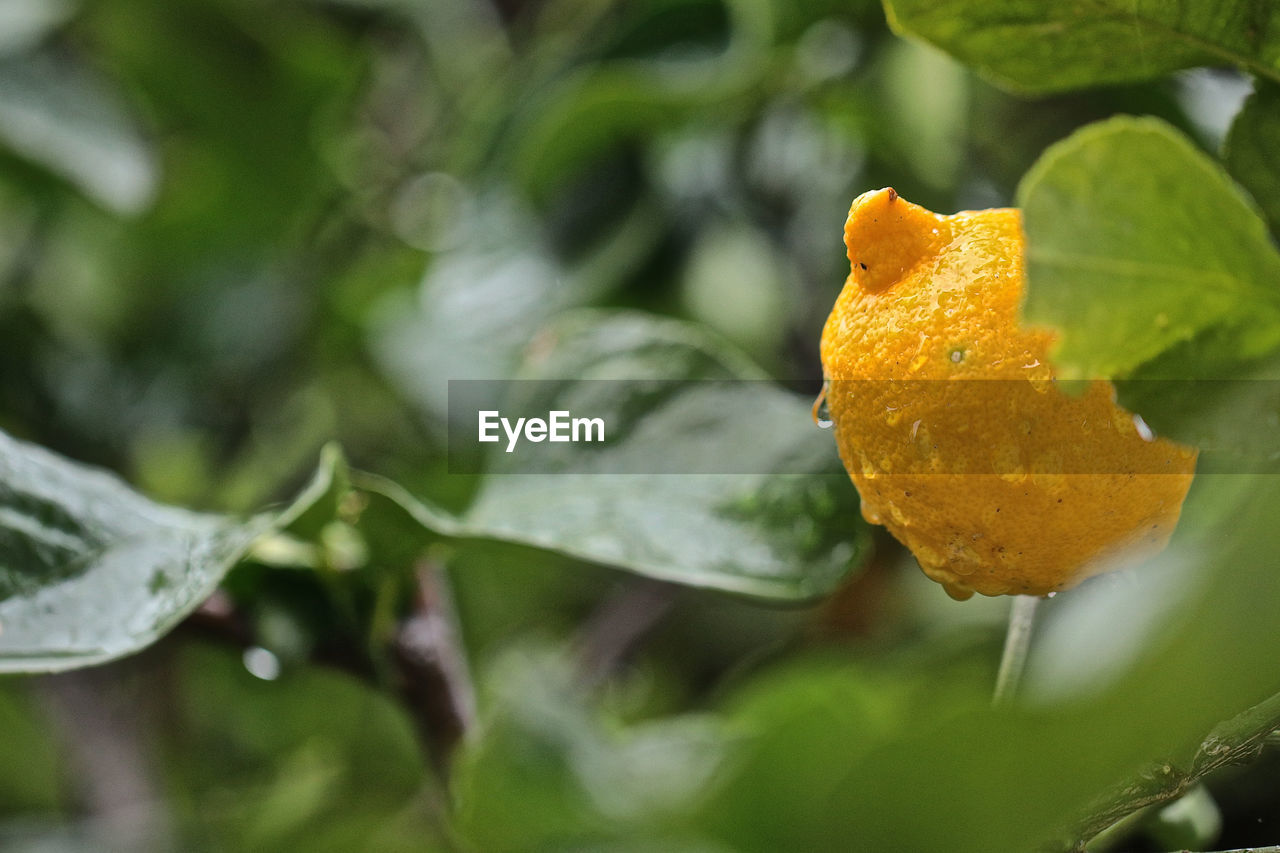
[393,563,477,776]
[182,565,477,778]
[573,577,677,688]
[35,659,174,852]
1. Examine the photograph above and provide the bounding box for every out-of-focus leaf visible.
[452,645,729,852]
[372,187,668,432]
[1016,116,1280,380]
[169,642,446,852]
[1225,82,1280,239]
[883,0,1280,94]
[879,39,968,189]
[441,428,1280,852]
[695,656,943,851]
[509,0,774,199]
[525,475,1280,853]
[370,198,566,429]
[0,0,75,56]
[1144,785,1223,851]
[0,54,157,215]
[0,434,341,671]
[363,311,868,600]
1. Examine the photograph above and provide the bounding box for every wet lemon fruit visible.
[819,188,1196,600]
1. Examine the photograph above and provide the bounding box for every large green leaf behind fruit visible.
[367,310,869,601]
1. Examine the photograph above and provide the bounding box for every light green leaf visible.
[883,0,1280,93]
[1016,115,1280,380]
[364,311,868,601]
[0,433,340,672]
[1225,81,1280,239]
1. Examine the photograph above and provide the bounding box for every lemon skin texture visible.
[819,188,1197,600]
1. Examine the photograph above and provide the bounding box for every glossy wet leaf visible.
[1017,116,1280,380]
[0,433,340,671]
[365,311,868,601]
[883,0,1280,93]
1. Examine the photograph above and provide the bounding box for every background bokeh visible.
[0,0,1274,850]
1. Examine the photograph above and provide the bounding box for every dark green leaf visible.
[0,434,341,671]
[1225,81,1280,239]
[1016,115,1280,380]
[883,0,1280,93]
[1112,346,1280,467]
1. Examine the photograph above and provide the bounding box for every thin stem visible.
[993,594,1041,706]
[1060,690,1280,850]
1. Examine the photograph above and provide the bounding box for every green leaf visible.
[702,474,1280,852]
[1111,347,1280,467]
[1225,82,1280,239]
[363,311,868,601]
[883,0,1280,93]
[1016,115,1280,380]
[0,433,340,672]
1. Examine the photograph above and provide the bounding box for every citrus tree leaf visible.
[1016,115,1280,381]
[0,432,340,672]
[1225,81,1280,239]
[365,311,868,601]
[883,0,1280,93]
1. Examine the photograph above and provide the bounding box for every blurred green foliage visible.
[2,0,1280,851]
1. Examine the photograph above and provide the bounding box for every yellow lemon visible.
[820,188,1196,600]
